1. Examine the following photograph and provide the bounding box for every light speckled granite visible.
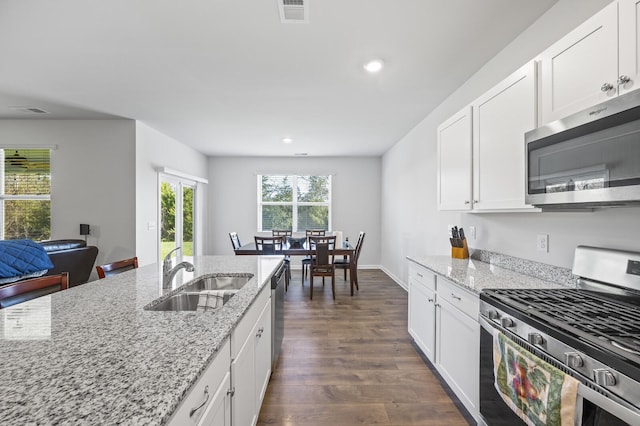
[470,249,578,287]
[0,255,283,425]
[407,255,568,294]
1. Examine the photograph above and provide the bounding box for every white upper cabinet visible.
[540,1,640,124]
[472,61,537,211]
[437,106,472,211]
[619,0,640,95]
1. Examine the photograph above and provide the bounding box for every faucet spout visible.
[162,246,195,289]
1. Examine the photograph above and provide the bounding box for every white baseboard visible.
[381,265,407,291]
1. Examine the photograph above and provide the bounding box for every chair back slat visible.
[0,272,69,309]
[305,229,326,237]
[229,232,242,250]
[309,236,336,265]
[272,229,292,237]
[254,236,284,254]
[354,232,366,262]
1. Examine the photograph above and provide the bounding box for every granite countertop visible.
[407,255,569,293]
[0,255,283,425]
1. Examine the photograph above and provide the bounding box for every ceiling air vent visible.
[278,0,308,23]
[8,106,49,114]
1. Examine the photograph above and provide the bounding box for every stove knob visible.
[500,317,515,328]
[593,369,616,386]
[564,352,584,368]
[528,333,545,346]
[488,310,499,320]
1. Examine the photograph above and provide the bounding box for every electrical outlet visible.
[537,234,549,252]
[469,226,476,240]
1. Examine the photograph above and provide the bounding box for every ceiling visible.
[0,0,558,157]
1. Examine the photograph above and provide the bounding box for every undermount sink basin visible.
[180,274,253,293]
[147,293,201,311]
[145,274,253,312]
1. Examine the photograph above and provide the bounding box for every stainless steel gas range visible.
[478,246,640,426]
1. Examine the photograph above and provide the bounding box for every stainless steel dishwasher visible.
[271,261,286,372]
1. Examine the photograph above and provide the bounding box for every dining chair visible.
[334,231,365,291]
[255,236,290,290]
[229,232,242,251]
[96,257,139,279]
[271,230,292,285]
[0,272,69,309]
[302,229,326,283]
[308,235,336,300]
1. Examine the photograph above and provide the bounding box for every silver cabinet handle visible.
[618,75,631,85]
[601,82,615,92]
[464,200,470,205]
[416,273,423,278]
[189,385,210,417]
[227,387,235,397]
[473,200,478,204]
[256,327,264,338]
[451,293,461,301]
[427,298,434,303]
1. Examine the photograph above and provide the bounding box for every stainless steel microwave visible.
[525,89,640,209]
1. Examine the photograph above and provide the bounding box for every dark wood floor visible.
[257,269,472,426]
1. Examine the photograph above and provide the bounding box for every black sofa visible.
[40,239,99,287]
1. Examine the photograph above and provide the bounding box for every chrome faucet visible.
[163,247,195,289]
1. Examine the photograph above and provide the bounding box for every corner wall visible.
[380,0,631,285]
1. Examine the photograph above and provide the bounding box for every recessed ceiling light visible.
[364,59,384,73]
[282,137,293,144]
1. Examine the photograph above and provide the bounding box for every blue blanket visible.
[0,239,54,279]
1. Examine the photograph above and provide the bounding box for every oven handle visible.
[479,314,640,425]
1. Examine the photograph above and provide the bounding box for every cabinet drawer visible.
[169,338,231,425]
[408,264,436,293]
[437,277,478,320]
[232,284,270,357]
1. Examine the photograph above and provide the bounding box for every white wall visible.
[135,122,209,266]
[381,0,632,285]
[207,156,381,267]
[0,119,137,280]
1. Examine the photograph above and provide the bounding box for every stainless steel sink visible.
[147,293,201,311]
[180,274,253,292]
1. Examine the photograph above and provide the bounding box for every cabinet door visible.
[472,61,537,211]
[619,0,640,95]
[254,299,272,407]
[437,106,473,210]
[540,1,618,124]
[231,331,256,426]
[436,298,479,419]
[408,277,436,362]
[199,372,231,426]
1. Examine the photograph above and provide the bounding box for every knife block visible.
[451,238,469,259]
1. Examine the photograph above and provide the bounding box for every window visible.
[0,149,51,240]
[258,175,331,232]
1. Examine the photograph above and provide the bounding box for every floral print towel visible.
[493,330,579,426]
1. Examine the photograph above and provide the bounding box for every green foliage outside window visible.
[2,149,51,241]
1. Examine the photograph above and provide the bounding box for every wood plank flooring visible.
[257,269,473,426]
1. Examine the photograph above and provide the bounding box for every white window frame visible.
[257,175,332,232]
[0,148,52,240]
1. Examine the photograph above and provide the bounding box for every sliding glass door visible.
[160,176,196,261]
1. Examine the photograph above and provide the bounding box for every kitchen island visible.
[0,255,283,425]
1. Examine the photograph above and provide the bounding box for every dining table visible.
[234,240,358,295]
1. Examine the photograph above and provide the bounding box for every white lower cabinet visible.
[168,339,232,426]
[407,263,479,421]
[170,284,273,426]
[435,282,479,420]
[231,285,271,426]
[408,266,436,362]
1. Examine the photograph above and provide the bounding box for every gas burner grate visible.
[488,289,640,351]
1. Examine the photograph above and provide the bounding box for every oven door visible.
[479,316,639,426]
